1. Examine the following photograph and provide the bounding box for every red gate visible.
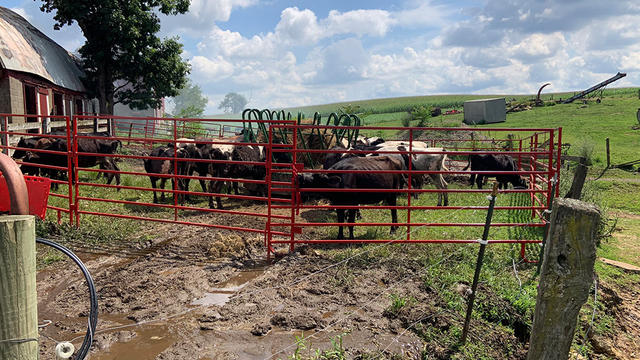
[265,124,561,260]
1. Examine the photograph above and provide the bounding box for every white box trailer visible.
[463,98,506,125]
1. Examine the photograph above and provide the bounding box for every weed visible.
[386,293,413,316]
[287,332,348,360]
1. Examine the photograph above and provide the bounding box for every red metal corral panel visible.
[0,175,51,219]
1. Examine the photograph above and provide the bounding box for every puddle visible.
[191,268,264,307]
[191,292,234,306]
[91,323,176,360]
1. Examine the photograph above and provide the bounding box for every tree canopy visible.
[38,0,191,115]
[218,93,248,114]
[170,80,208,118]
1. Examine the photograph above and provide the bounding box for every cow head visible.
[12,137,30,159]
[297,173,342,201]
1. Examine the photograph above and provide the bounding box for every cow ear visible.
[327,175,342,188]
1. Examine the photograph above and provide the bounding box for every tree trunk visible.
[97,67,115,116]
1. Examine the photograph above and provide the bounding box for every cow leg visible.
[181,166,195,202]
[160,177,168,202]
[476,175,484,189]
[469,173,476,187]
[99,161,110,183]
[150,177,159,203]
[207,181,215,208]
[410,176,420,200]
[388,195,398,235]
[336,208,345,240]
[431,174,449,206]
[101,159,120,189]
[111,159,121,187]
[208,180,224,209]
[347,209,357,240]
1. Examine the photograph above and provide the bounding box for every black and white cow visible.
[463,154,527,189]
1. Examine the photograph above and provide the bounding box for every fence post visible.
[564,157,587,200]
[605,137,610,168]
[127,123,133,145]
[461,183,499,344]
[92,116,99,133]
[527,198,600,360]
[0,215,38,359]
[42,116,49,134]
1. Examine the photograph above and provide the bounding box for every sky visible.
[5,0,640,114]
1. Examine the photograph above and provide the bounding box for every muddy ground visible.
[35,205,640,360]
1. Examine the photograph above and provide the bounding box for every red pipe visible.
[0,152,29,215]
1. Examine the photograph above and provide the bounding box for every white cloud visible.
[275,7,322,44]
[189,0,256,22]
[191,56,234,79]
[391,2,453,28]
[510,32,567,62]
[620,52,640,70]
[161,0,258,33]
[324,9,395,37]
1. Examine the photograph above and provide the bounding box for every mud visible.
[35,206,640,359]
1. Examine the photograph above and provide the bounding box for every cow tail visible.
[462,154,471,171]
[441,153,449,186]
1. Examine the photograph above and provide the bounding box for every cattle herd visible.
[10,131,529,239]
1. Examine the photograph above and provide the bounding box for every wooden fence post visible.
[605,138,610,168]
[527,198,600,360]
[0,215,38,359]
[565,156,587,200]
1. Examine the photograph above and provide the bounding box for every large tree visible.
[218,92,248,114]
[170,80,208,118]
[39,0,191,115]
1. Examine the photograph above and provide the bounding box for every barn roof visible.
[0,6,86,92]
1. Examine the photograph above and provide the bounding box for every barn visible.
[0,6,93,137]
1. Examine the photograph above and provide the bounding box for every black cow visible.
[17,136,121,188]
[198,144,234,209]
[298,156,405,240]
[227,145,266,197]
[143,145,176,203]
[174,143,203,202]
[11,132,67,159]
[463,154,527,189]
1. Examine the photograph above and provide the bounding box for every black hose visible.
[36,238,98,360]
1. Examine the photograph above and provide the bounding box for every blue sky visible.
[5,0,640,114]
